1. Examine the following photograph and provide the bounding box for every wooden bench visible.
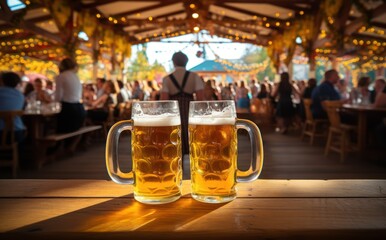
[36,125,102,168]
[40,125,102,142]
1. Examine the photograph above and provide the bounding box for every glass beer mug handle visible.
[106,120,134,184]
[235,119,264,183]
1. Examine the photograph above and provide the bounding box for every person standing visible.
[272,72,299,134]
[160,51,204,155]
[55,58,86,133]
[235,80,251,112]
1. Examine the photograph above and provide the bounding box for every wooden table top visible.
[342,104,386,112]
[0,179,385,239]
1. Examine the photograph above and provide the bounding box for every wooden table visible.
[1,179,385,239]
[22,109,60,167]
[342,104,386,151]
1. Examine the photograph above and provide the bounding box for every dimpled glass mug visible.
[106,101,182,204]
[189,100,264,203]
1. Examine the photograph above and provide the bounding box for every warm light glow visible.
[299,11,304,15]
[192,13,199,19]
[265,23,270,27]
[190,4,196,9]
[96,13,101,18]
[148,16,153,21]
[286,21,290,26]
[276,22,280,26]
[193,26,200,32]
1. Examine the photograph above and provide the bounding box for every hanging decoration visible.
[78,10,98,38]
[103,28,114,47]
[115,35,131,59]
[48,0,71,28]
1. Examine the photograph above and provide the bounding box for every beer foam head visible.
[189,116,235,125]
[133,114,180,126]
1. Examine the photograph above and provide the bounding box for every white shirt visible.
[55,70,82,103]
[161,67,204,95]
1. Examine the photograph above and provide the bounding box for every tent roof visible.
[0,0,385,61]
[190,59,249,72]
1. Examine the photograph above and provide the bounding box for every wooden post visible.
[91,37,99,82]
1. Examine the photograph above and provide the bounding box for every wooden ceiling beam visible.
[0,14,62,44]
[112,0,180,19]
[351,33,386,42]
[345,3,386,35]
[214,2,284,23]
[27,15,52,24]
[220,0,313,4]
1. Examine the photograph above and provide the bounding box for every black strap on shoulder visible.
[169,74,181,91]
[169,71,190,94]
[181,71,190,92]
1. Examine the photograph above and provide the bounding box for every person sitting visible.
[117,80,130,103]
[370,77,385,104]
[374,85,386,148]
[82,83,96,107]
[0,72,26,143]
[350,76,371,105]
[204,79,219,100]
[302,78,317,99]
[87,80,117,123]
[257,83,269,99]
[131,80,144,100]
[311,69,342,119]
[26,78,53,104]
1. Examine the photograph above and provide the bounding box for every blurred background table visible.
[0,179,385,239]
[342,104,386,152]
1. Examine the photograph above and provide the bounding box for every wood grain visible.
[0,179,385,198]
[1,197,385,239]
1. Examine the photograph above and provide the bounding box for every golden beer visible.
[132,117,182,203]
[189,119,238,203]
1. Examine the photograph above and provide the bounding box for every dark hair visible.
[324,69,338,81]
[117,80,124,89]
[172,51,188,67]
[308,78,317,88]
[278,72,291,91]
[1,72,21,88]
[97,77,106,84]
[59,58,77,73]
[357,76,370,87]
[24,82,34,96]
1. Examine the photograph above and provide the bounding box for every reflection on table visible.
[0,179,385,239]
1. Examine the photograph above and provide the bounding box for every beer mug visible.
[189,100,264,203]
[106,101,182,204]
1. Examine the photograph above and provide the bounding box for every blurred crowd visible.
[1,64,386,138]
